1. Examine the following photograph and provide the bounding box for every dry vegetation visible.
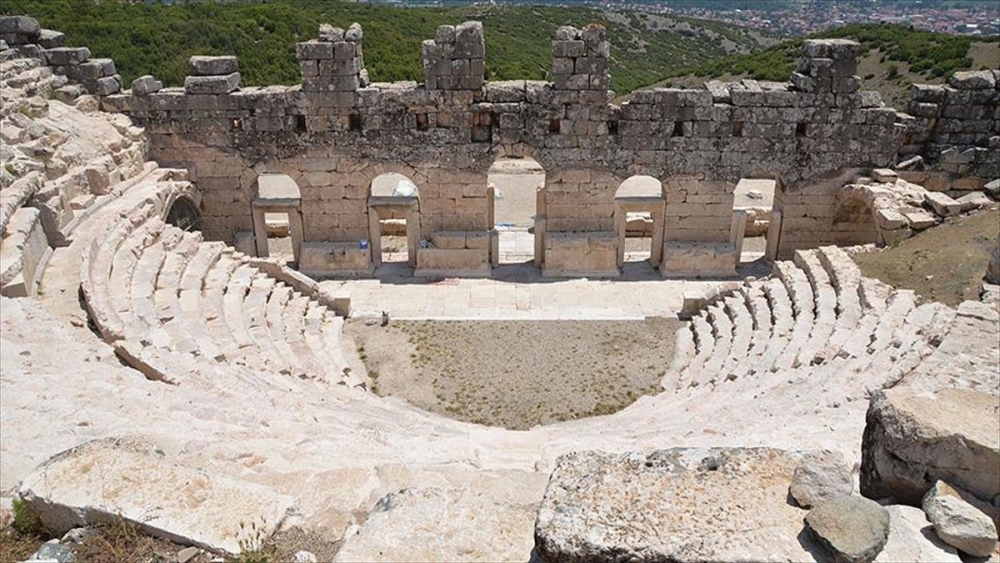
[347,318,683,430]
[853,206,1000,306]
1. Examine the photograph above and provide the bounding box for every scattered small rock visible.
[789,450,854,508]
[28,540,75,562]
[805,495,890,563]
[176,546,200,563]
[292,550,318,563]
[60,527,96,544]
[922,481,999,557]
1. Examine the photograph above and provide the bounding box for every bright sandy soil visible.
[346,317,684,430]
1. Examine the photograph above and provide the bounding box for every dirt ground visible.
[346,317,684,430]
[852,206,1000,306]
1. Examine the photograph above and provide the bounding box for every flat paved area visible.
[321,265,739,320]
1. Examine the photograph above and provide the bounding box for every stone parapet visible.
[297,22,367,93]
[422,21,484,91]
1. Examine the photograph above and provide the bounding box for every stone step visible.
[721,294,753,382]
[700,303,733,387]
[663,324,695,391]
[223,265,259,353]
[755,277,793,375]
[743,286,772,364]
[320,312,354,384]
[817,246,863,353]
[244,275,290,374]
[793,249,837,367]
[772,261,814,372]
[203,255,243,363]
[265,283,307,377]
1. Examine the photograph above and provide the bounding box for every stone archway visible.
[614,175,665,269]
[165,196,202,232]
[368,173,420,269]
[251,173,305,263]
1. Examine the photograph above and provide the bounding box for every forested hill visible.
[2,0,778,94]
[664,24,1000,108]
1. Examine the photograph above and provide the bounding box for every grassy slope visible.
[663,24,1000,109]
[2,0,777,94]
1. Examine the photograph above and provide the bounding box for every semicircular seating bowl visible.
[665,245,955,399]
[76,173,361,393]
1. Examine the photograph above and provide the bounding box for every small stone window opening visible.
[295,115,307,133]
[732,121,743,137]
[607,120,619,135]
[549,118,561,133]
[796,122,808,138]
[231,117,242,130]
[349,112,362,132]
[416,113,429,131]
[671,121,685,138]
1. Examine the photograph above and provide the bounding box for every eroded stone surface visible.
[534,448,826,562]
[805,495,890,563]
[17,438,294,555]
[874,504,961,563]
[861,387,1000,506]
[922,481,999,557]
[790,450,854,508]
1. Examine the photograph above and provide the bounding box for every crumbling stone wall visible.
[91,25,908,276]
[898,70,1000,192]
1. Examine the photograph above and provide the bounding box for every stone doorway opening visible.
[614,175,665,271]
[165,196,201,233]
[488,156,543,265]
[368,173,420,271]
[733,177,778,263]
[251,173,304,265]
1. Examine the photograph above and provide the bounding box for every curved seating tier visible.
[667,245,956,397]
[79,181,360,391]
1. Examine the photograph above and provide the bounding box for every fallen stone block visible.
[37,29,65,49]
[534,448,831,562]
[922,481,999,557]
[189,55,238,76]
[985,179,1000,200]
[861,387,1000,506]
[956,191,991,212]
[902,210,936,230]
[875,208,907,230]
[184,72,240,94]
[131,75,162,96]
[790,450,854,508]
[806,495,890,563]
[874,505,961,563]
[872,168,898,183]
[948,70,997,90]
[923,191,961,217]
[16,438,294,555]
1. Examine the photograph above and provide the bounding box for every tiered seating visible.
[78,179,361,391]
[667,246,956,397]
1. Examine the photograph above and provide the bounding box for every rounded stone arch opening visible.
[251,173,305,263]
[165,195,202,233]
[613,175,665,268]
[368,172,421,269]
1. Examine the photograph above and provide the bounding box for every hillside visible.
[1,0,779,94]
[662,23,1000,109]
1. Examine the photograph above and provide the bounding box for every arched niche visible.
[251,173,305,263]
[368,173,420,268]
[614,175,665,268]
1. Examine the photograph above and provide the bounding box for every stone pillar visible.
[791,39,860,94]
[368,206,382,268]
[730,210,748,262]
[552,24,610,93]
[184,56,239,95]
[534,187,546,268]
[422,21,484,91]
[297,22,366,92]
[252,205,269,258]
[765,210,783,263]
[650,204,665,267]
[289,209,305,263]
[406,206,420,268]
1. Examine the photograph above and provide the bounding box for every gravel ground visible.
[346,318,684,430]
[852,206,999,306]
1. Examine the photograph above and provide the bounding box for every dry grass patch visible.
[347,318,684,430]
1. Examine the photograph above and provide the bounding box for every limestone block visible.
[861,387,1000,506]
[430,231,466,250]
[948,70,997,90]
[43,47,90,66]
[660,241,737,279]
[543,231,619,277]
[464,231,490,249]
[923,191,961,217]
[0,16,40,44]
[988,237,1000,285]
[184,72,240,95]
[903,210,936,230]
[956,191,991,212]
[415,247,489,277]
[17,439,294,556]
[535,448,834,562]
[66,58,115,81]
[299,241,372,277]
[189,55,238,76]
[910,84,948,103]
[922,481,999,557]
[805,495,890,563]
[296,41,334,60]
[874,505,961,563]
[872,169,898,183]
[131,75,162,96]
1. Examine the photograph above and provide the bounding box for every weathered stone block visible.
[66,58,115,81]
[551,40,585,58]
[189,55,238,76]
[299,241,372,277]
[43,46,90,66]
[130,75,162,96]
[949,70,996,90]
[184,72,240,95]
[660,241,737,278]
[296,41,334,60]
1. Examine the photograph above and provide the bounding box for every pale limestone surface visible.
[874,505,962,563]
[18,439,293,555]
[534,448,825,562]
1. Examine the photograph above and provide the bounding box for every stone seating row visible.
[79,188,361,390]
[668,245,955,395]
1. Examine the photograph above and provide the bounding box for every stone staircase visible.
[666,245,955,397]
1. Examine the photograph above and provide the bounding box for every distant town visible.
[361,0,1000,36]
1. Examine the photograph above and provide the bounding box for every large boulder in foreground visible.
[534,448,830,562]
[805,495,890,563]
[860,387,1000,506]
[17,438,293,555]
